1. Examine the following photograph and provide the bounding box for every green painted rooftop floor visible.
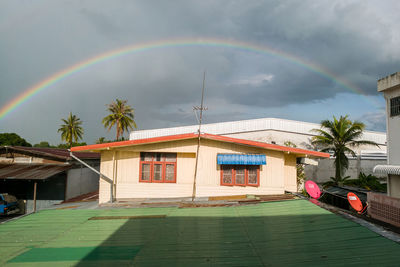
[0,199,399,266]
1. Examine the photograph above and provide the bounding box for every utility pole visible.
[192,71,207,201]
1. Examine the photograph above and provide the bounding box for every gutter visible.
[69,150,114,203]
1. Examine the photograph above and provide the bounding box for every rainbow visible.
[0,38,375,120]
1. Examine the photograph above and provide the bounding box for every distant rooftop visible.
[130,117,386,145]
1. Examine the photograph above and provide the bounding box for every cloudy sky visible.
[1,0,399,145]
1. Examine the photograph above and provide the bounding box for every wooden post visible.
[112,151,117,202]
[192,72,206,201]
[33,181,37,213]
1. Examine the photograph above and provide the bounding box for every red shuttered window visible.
[139,152,177,183]
[220,165,260,187]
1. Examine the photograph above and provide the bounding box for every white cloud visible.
[229,74,274,86]
[360,110,386,131]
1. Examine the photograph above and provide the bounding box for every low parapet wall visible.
[367,192,400,227]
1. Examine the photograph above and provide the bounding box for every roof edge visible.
[70,133,198,152]
[71,132,329,158]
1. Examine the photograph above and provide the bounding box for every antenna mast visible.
[192,71,207,201]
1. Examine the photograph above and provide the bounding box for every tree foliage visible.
[33,141,52,148]
[102,99,137,141]
[96,137,108,144]
[57,112,84,148]
[284,141,305,192]
[344,172,387,192]
[311,115,378,185]
[0,133,32,147]
[57,142,87,149]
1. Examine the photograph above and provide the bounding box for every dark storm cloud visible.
[220,68,336,107]
[223,0,400,95]
[0,0,398,143]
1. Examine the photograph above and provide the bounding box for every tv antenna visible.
[192,71,207,201]
[193,72,208,126]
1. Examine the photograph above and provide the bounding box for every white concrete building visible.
[374,72,400,198]
[130,118,386,152]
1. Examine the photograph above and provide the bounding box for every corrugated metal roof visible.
[0,146,99,161]
[373,165,400,175]
[0,163,72,180]
[129,117,387,145]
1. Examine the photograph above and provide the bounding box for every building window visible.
[390,96,400,117]
[220,165,260,187]
[139,152,177,183]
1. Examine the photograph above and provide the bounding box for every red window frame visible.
[220,165,260,187]
[139,153,177,183]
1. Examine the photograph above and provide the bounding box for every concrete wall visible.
[388,174,400,198]
[367,191,400,227]
[305,158,387,183]
[25,200,62,213]
[98,138,295,203]
[65,166,100,200]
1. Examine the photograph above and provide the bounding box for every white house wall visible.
[384,88,400,166]
[382,83,400,197]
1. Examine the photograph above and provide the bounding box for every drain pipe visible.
[69,150,114,203]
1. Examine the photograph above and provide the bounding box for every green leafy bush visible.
[344,172,386,192]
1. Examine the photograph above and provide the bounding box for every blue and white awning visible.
[217,154,266,165]
[373,165,400,175]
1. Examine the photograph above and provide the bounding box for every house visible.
[0,146,100,212]
[129,117,387,183]
[71,133,329,204]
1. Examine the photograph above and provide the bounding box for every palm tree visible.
[58,112,84,148]
[96,137,107,144]
[102,99,137,141]
[311,115,378,185]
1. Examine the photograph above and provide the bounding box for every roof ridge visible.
[71,132,330,158]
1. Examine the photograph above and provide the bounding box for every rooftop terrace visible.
[0,199,399,266]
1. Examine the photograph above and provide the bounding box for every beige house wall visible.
[98,138,297,203]
[284,154,297,192]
